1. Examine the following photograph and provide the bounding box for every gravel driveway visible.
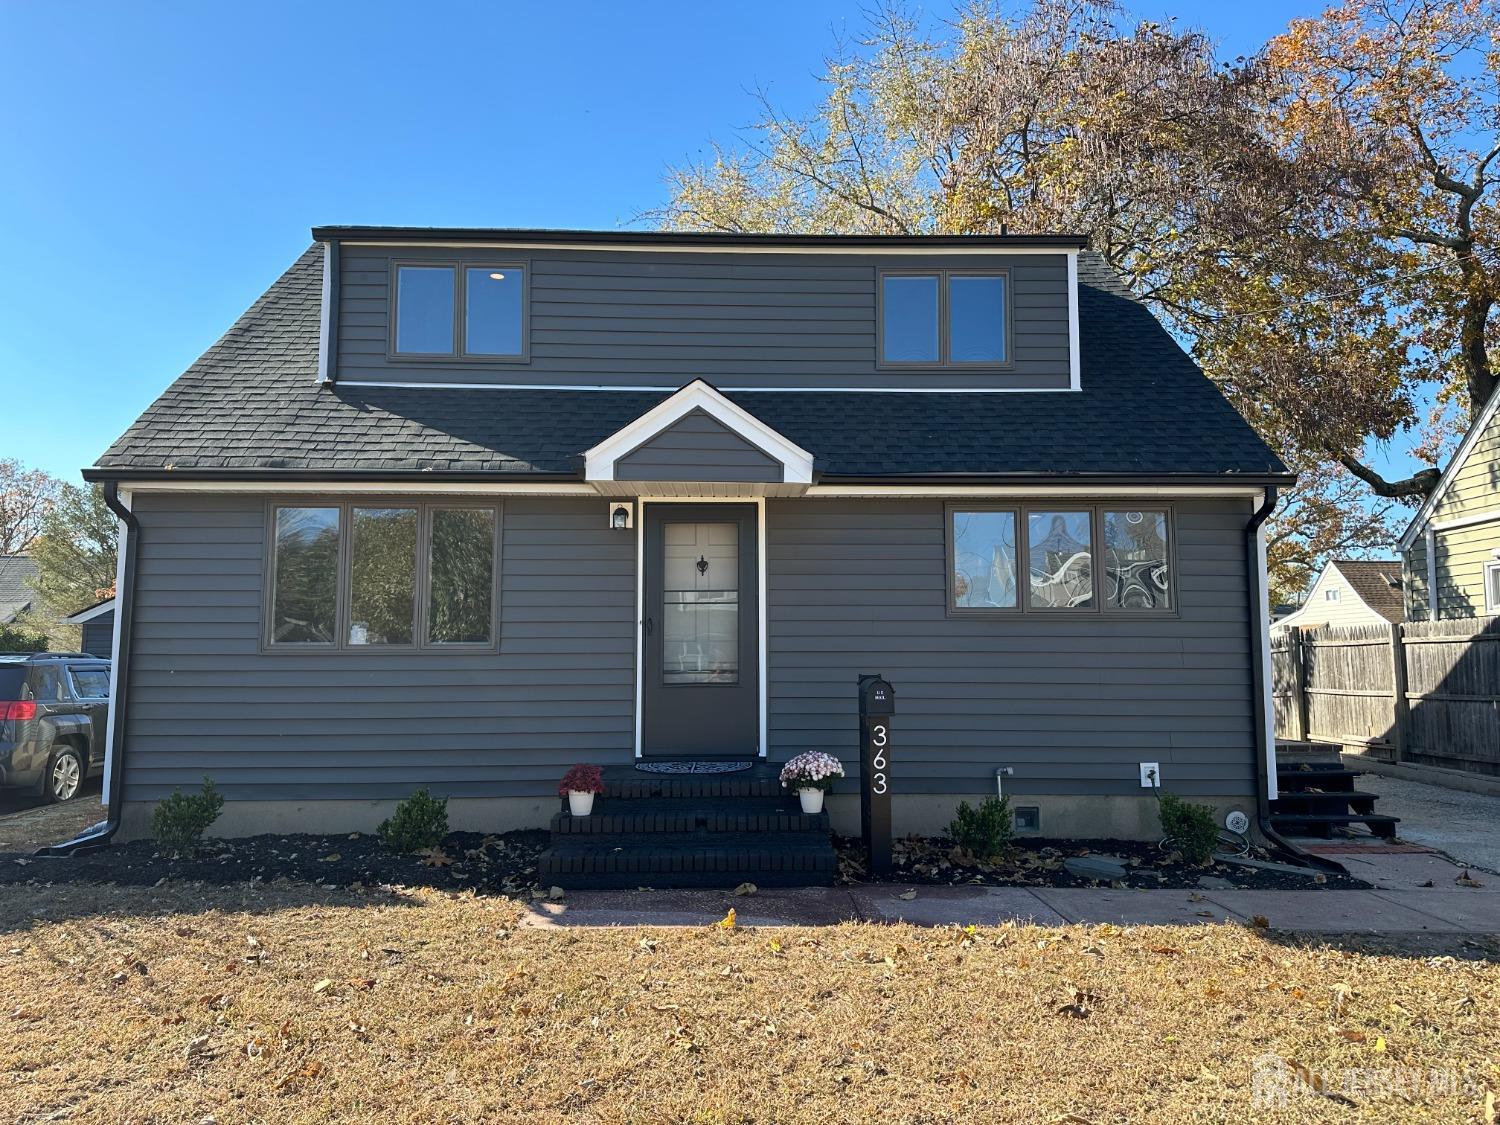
[0,781,104,853]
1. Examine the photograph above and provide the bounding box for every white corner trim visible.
[583,379,815,485]
[62,599,116,625]
[1066,250,1081,392]
[316,241,334,384]
[100,490,131,809]
[1425,526,1439,620]
[1398,387,1500,549]
[1255,522,1277,802]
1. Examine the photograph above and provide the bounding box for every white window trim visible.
[1485,559,1500,613]
[584,379,815,485]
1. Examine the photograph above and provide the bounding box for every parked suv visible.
[0,653,110,802]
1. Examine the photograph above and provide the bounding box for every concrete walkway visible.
[1360,772,1500,874]
[524,850,1500,933]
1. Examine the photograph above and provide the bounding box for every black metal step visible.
[601,765,784,801]
[551,797,827,836]
[1270,812,1400,839]
[537,831,838,889]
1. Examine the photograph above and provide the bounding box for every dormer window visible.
[392,262,528,360]
[879,269,1009,367]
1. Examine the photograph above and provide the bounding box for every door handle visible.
[645,616,654,636]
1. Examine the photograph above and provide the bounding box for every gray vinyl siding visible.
[335,248,1071,391]
[615,409,783,483]
[120,492,1257,806]
[766,497,1257,799]
[81,614,113,659]
[119,493,637,803]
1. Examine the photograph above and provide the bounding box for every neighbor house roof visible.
[1329,559,1404,623]
[90,241,1290,482]
[0,555,39,623]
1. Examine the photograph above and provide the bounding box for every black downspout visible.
[1245,488,1343,873]
[39,481,138,856]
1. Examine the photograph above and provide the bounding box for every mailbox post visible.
[857,673,895,876]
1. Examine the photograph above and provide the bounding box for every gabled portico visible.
[582,379,815,497]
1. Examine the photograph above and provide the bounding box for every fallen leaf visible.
[1338,1029,1366,1042]
[1249,915,1271,929]
[321,853,341,863]
[717,908,737,930]
[1482,1089,1494,1125]
[417,848,453,868]
[732,882,758,897]
[767,938,783,954]
[1056,1003,1090,1019]
[312,979,334,994]
[1151,946,1183,956]
[1373,1036,1386,1053]
[1456,871,1484,888]
[897,890,918,901]
[346,977,376,990]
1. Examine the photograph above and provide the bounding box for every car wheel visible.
[47,747,83,803]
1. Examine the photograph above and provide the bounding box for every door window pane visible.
[271,507,340,643]
[951,510,1018,609]
[881,274,940,362]
[395,266,455,354]
[1104,510,1171,609]
[1028,510,1094,609]
[428,508,496,644]
[465,267,524,356]
[662,521,738,684]
[949,274,1007,363]
[348,507,417,646]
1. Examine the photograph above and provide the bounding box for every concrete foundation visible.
[115,791,1254,844]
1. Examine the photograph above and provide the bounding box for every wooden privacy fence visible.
[1272,616,1500,777]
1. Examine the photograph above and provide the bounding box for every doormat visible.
[635,761,754,774]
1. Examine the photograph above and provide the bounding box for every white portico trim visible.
[582,379,815,490]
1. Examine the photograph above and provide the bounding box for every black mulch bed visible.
[834,836,1372,891]
[0,831,549,895]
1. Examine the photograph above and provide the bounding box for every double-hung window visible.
[1485,560,1500,612]
[879,270,1009,367]
[949,504,1174,614]
[267,502,501,650]
[392,262,528,360]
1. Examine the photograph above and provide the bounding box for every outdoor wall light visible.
[609,503,634,531]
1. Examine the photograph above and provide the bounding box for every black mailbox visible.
[857,673,895,875]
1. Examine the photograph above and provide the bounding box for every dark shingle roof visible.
[0,555,39,623]
[1332,559,1405,623]
[93,245,1288,480]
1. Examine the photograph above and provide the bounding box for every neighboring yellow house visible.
[1401,390,1500,619]
[1270,558,1404,635]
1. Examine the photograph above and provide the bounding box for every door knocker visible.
[696,555,709,576]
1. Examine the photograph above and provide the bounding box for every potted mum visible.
[559,764,604,816]
[779,752,844,815]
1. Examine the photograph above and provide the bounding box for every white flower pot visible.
[798,788,824,815]
[567,790,595,817]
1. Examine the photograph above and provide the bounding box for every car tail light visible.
[0,700,37,721]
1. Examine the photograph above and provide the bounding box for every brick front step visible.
[537,832,838,889]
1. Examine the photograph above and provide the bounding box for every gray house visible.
[83,228,1291,864]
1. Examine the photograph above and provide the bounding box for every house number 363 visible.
[870,723,889,795]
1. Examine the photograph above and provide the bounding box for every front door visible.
[641,503,759,757]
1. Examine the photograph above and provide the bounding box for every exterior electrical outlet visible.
[1140,763,1161,788]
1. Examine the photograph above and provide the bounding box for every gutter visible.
[1243,488,1344,873]
[39,481,138,855]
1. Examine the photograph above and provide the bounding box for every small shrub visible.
[559,764,604,796]
[151,777,225,857]
[1158,793,1220,865]
[377,788,449,853]
[948,795,1013,859]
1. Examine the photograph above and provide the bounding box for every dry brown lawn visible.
[1,883,1496,1124]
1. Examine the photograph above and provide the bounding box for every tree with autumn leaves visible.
[660,0,1500,598]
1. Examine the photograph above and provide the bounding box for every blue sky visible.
[1,0,1359,485]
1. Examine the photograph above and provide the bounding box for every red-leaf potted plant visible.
[559,764,604,816]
